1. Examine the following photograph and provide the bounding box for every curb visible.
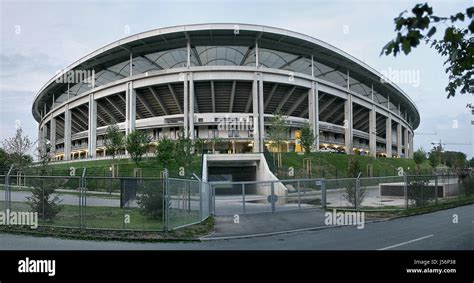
[199,218,389,241]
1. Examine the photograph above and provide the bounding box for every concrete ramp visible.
[202,153,288,198]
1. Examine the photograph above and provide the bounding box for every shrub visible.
[136,180,164,219]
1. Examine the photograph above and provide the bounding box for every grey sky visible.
[0,0,472,158]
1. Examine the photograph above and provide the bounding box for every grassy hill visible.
[24,152,433,180]
[26,156,203,178]
[270,152,432,179]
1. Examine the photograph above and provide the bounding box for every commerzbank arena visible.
[33,24,419,160]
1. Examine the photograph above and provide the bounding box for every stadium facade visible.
[33,24,419,160]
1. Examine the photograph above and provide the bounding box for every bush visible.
[26,178,62,221]
[136,180,164,219]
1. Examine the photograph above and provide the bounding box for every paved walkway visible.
[208,209,328,238]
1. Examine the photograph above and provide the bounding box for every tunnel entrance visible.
[208,164,256,195]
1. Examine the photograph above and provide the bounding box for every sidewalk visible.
[208,209,328,238]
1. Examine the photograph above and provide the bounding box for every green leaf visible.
[444,27,455,42]
[455,12,465,21]
[395,17,406,30]
[427,26,437,37]
[402,39,411,55]
[467,7,474,18]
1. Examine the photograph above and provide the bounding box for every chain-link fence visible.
[325,174,473,210]
[211,178,324,216]
[210,173,473,215]
[0,172,211,231]
[1,170,471,230]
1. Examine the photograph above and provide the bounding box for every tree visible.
[2,126,34,173]
[125,130,151,165]
[103,124,124,160]
[382,4,474,98]
[300,124,315,155]
[413,148,426,173]
[174,130,193,168]
[26,143,62,221]
[136,179,164,219]
[210,136,224,154]
[442,151,467,168]
[156,136,175,169]
[469,157,474,167]
[0,148,10,173]
[194,138,205,154]
[347,156,361,178]
[428,150,439,168]
[267,111,288,167]
[343,156,366,208]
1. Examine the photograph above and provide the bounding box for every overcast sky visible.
[0,0,472,158]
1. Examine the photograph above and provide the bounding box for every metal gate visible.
[210,178,326,216]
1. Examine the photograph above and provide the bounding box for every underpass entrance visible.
[210,178,325,216]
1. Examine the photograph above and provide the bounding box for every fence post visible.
[271,181,275,213]
[242,183,246,214]
[297,180,301,210]
[355,173,361,210]
[404,174,408,209]
[321,179,326,209]
[5,165,13,212]
[434,175,438,205]
[199,181,203,221]
[163,169,169,232]
[210,183,215,216]
[80,168,87,229]
[42,186,45,223]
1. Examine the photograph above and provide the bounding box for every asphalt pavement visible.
[0,204,472,250]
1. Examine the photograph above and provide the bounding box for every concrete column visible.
[64,106,71,161]
[258,73,264,152]
[396,123,402,158]
[37,127,43,157]
[50,116,56,156]
[189,73,194,140]
[409,131,414,158]
[183,74,189,138]
[252,75,260,152]
[385,115,392,157]
[41,125,47,154]
[369,107,376,157]
[308,82,319,151]
[404,127,409,159]
[186,41,191,68]
[344,94,353,154]
[126,81,136,135]
[88,94,97,158]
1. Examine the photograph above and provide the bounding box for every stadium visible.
[32,23,419,161]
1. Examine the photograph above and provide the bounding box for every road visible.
[0,204,472,250]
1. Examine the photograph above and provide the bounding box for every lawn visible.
[25,155,203,178]
[272,152,433,179]
[1,201,198,231]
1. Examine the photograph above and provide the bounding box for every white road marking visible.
[377,234,434,250]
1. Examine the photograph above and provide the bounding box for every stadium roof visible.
[33,23,420,128]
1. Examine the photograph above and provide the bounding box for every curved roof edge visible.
[33,23,420,128]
